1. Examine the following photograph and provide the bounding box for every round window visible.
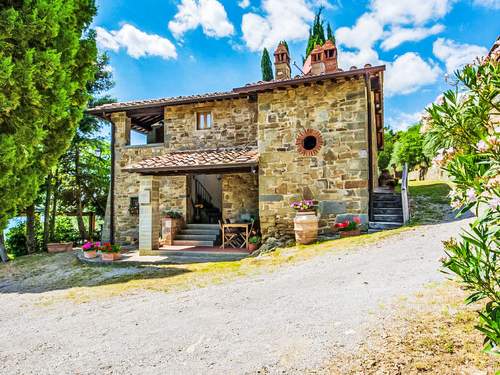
[296,129,323,156]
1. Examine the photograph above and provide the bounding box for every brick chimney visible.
[274,42,291,80]
[322,39,338,73]
[310,45,325,75]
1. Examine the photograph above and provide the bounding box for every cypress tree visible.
[261,48,274,81]
[0,0,98,262]
[305,8,327,59]
[327,22,335,44]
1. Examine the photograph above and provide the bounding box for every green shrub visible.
[5,216,82,256]
[424,58,499,353]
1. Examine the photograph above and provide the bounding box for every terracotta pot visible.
[339,229,361,238]
[248,243,259,252]
[101,252,121,261]
[83,250,98,259]
[47,242,73,253]
[293,211,319,245]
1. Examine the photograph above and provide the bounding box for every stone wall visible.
[222,173,259,222]
[111,112,189,244]
[257,78,371,238]
[163,98,258,151]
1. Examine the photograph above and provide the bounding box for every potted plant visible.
[82,241,100,259]
[161,210,184,246]
[291,199,319,245]
[248,235,261,252]
[99,242,122,261]
[47,242,74,253]
[333,216,362,238]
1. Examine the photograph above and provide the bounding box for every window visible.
[129,197,139,215]
[296,129,324,156]
[197,112,212,130]
[325,49,335,59]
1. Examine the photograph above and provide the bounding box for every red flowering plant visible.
[82,241,100,252]
[334,216,362,232]
[98,242,121,253]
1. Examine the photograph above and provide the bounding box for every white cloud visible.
[472,0,500,9]
[433,38,488,73]
[369,0,455,25]
[387,110,424,131]
[168,0,234,39]
[338,47,381,70]
[385,52,442,96]
[238,0,250,8]
[381,24,444,50]
[96,24,177,60]
[336,13,384,50]
[241,0,314,51]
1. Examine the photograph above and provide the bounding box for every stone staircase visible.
[369,192,404,230]
[172,223,220,247]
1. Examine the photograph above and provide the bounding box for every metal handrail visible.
[401,163,410,224]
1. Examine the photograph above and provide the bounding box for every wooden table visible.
[221,223,251,249]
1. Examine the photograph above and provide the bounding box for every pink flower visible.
[477,140,489,152]
[466,188,477,202]
[451,200,462,209]
[489,197,500,210]
[82,242,93,250]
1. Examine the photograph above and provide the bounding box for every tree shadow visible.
[0,252,192,294]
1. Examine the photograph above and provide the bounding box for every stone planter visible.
[47,242,73,253]
[83,250,98,259]
[101,252,121,261]
[293,211,319,245]
[339,229,361,238]
[161,217,184,246]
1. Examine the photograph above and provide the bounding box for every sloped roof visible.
[87,91,239,114]
[88,65,386,115]
[123,147,259,174]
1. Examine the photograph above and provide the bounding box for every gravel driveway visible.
[0,219,469,375]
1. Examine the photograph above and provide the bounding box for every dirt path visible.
[0,219,470,375]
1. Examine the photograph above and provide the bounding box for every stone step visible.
[172,239,214,247]
[373,214,404,222]
[369,221,403,230]
[175,234,218,241]
[372,200,402,209]
[180,229,220,236]
[372,207,403,215]
[185,223,220,230]
[372,194,402,202]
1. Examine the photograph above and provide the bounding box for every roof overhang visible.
[122,147,259,176]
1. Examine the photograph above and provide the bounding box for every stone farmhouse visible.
[89,41,389,254]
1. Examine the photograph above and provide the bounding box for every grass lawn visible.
[406,180,454,225]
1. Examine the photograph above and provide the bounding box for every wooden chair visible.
[219,220,244,248]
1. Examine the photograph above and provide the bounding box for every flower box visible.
[47,242,73,253]
[339,229,361,238]
[83,250,98,259]
[101,252,121,261]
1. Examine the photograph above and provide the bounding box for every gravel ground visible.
[0,218,470,375]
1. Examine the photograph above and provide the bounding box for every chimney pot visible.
[274,42,291,80]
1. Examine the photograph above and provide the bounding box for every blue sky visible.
[94,0,499,131]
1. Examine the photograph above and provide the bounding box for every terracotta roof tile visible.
[124,147,259,173]
[88,65,386,115]
[88,91,238,114]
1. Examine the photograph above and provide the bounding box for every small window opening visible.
[325,49,335,59]
[303,135,317,150]
[197,112,212,130]
[129,197,139,215]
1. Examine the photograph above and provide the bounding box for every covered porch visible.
[123,147,259,255]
